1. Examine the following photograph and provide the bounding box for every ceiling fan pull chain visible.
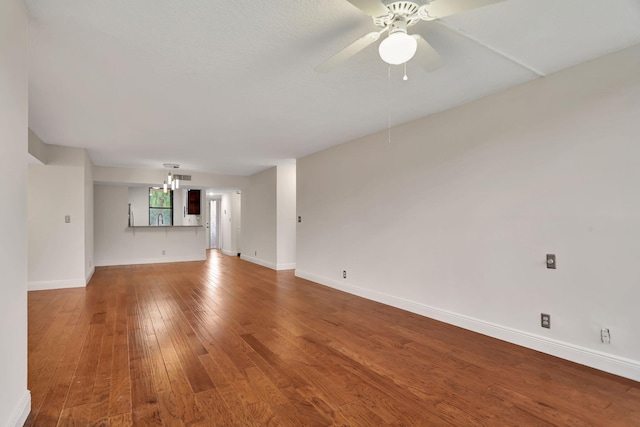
[403,62,408,81]
[388,64,392,143]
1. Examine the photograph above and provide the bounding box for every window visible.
[149,188,173,226]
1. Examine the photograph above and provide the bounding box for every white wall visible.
[0,0,30,424]
[28,129,48,164]
[219,194,229,252]
[241,165,296,270]
[232,191,242,254]
[241,167,277,268]
[84,150,94,283]
[95,185,206,266]
[277,163,296,270]
[128,186,151,226]
[217,191,242,256]
[175,189,184,225]
[296,45,640,381]
[28,146,90,291]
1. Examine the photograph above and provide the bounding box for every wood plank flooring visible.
[27,250,640,425]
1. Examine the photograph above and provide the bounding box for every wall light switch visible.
[65,215,71,223]
[546,254,556,269]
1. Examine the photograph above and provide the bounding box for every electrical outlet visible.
[601,328,611,344]
[65,215,71,223]
[255,250,257,256]
[541,313,551,329]
[298,216,302,223]
[162,250,166,255]
[343,270,347,279]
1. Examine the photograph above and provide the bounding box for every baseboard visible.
[295,269,640,382]
[221,249,237,257]
[95,254,206,267]
[7,390,30,427]
[85,266,95,285]
[240,254,276,270]
[28,278,86,291]
[276,262,296,271]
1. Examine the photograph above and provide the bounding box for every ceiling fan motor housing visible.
[388,19,409,35]
[374,1,422,27]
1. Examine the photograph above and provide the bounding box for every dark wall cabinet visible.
[187,189,201,215]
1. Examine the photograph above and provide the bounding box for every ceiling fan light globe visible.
[378,32,417,65]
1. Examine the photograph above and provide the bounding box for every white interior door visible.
[209,199,218,249]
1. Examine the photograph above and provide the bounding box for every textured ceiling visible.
[25,0,640,176]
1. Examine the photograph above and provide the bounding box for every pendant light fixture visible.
[161,163,192,192]
[163,163,180,193]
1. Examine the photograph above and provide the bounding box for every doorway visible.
[208,199,220,249]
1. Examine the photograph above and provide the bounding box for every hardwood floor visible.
[27,250,639,426]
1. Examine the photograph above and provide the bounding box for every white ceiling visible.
[25,0,640,176]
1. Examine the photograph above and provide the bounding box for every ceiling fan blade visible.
[412,35,443,71]
[421,0,506,20]
[315,32,381,73]
[345,0,389,17]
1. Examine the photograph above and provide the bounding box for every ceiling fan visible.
[316,0,505,73]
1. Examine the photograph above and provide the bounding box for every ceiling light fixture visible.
[161,164,193,193]
[163,163,180,193]
[378,21,417,65]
